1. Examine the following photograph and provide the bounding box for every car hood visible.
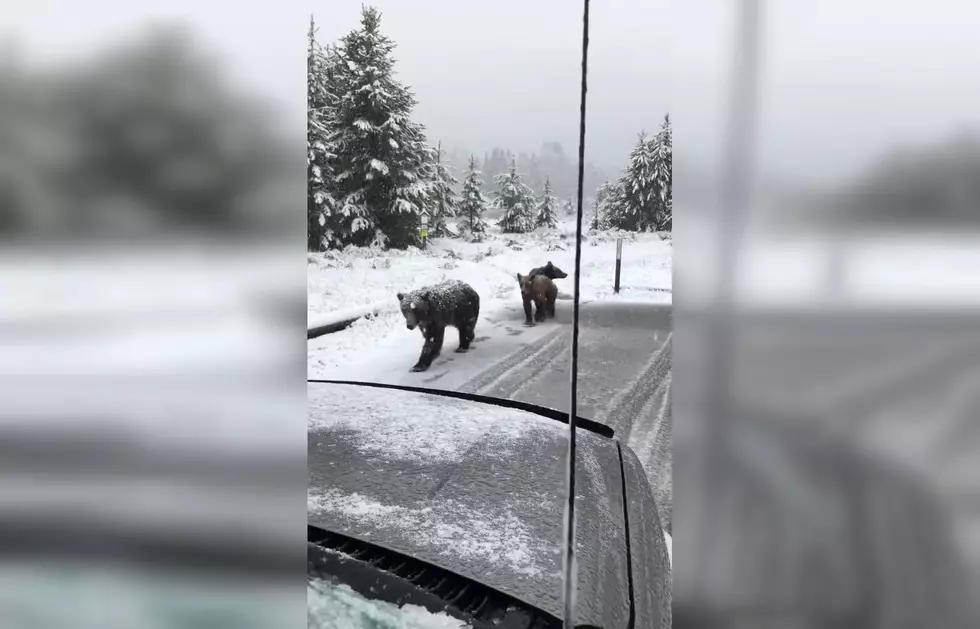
[308,382,632,627]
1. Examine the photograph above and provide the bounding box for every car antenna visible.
[562,0,590,626]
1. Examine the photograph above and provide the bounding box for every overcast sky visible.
[6,1,980,184]
[312,0,671,173]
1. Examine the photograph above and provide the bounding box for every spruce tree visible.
[429,141,460,237]
[458,155,489,239]
[534,176,559,229]
[494,158,536,233]
[307,16,336,250]
[328,6,435,249]
[652,113,672,231]
[594,179,620,231]
[608,132,658,232]
[563,196,575,217]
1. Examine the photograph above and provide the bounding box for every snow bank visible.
[308,300,390,334]
[308,221,672,373]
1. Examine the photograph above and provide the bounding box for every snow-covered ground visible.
[308,221,672,378]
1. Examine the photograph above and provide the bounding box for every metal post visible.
[437,140,444,239]
[614,237,623,293]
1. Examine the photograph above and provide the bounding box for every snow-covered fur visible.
[517,273,557,325]
[527,261,568,281]
[396,279,480,372]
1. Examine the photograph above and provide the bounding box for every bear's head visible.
[546,261,568,279]
[516,273,534,298]
[397,290,432,330]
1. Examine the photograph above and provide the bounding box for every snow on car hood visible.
[308,382,552,464]
[308,382,632,626]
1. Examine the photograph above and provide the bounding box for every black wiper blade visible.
[309,379,615,439]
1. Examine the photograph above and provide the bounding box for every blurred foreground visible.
[674,1,980,627]
[0,15,306,629]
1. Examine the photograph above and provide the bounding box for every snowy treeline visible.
[592,116,672,233]
[471,143,607,203]
[308,6,671,251]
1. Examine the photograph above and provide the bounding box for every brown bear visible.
[396,279,480,372]
[526,261,568,282]
[517,272,557,325]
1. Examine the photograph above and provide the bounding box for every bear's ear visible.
[516,273,524,283]
[547,261,553,267]
[420,290,431,301]
[396,292,404,301]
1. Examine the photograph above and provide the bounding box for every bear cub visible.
[527,261,568,281]
[517,272,557,325]
[397,279,480,372]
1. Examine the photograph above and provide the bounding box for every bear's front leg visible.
[411,324,445,372]
[534,297,547,322]
[456,318,476,352]
[522,296,535,326]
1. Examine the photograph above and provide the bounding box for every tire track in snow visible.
[627,371,672,535]
[493,332,571,400]
[458,326,567,396]
[600,333,673,534]
[599,333,672,437]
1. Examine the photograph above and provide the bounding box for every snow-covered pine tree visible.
[429,141,460,237]
[594,179,620,231]
[494,158,536,233]
[458,155,489,240]
[307,16,333,251]
[652,113,672,231]
[328,6,436,249]
[563,196,575,217]
[608,132,658,232]
[534,176,559,229]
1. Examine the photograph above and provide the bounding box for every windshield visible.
[308,578,471,629]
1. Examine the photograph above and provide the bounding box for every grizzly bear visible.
[396,279,480,372]
[527,261,568,282]
[517,272,557,325]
